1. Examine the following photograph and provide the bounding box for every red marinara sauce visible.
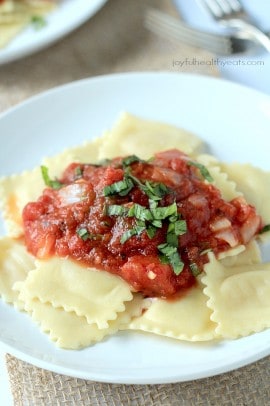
[22,149,262,298]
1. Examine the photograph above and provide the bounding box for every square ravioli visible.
[14,256,133,329]
[124,279,218,341]
[202,253,270,338]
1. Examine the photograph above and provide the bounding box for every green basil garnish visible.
[41,165,63,190]
[188,161,214,182]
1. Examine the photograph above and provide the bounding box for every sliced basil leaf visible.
[157,243,177,256]
[77,227,90,241]
[151,202,177,220]
[31,15,46,30]
[74,166,83,178]
[122,155,144,167]
[128,204,153,222]
[120,225,145,244]
[103,177,134,197]
[146,225,157,239]
[41,166,63,190]
[107,205,128,216]
[169,251,184,275]
[190,262,200,276]
[174,220,187,236]
[157,243,184,275]
[152,219,162,228]
[166,232,178,247]
[120,229,136,244]
[260,224,270,234]
[188,161,214,182]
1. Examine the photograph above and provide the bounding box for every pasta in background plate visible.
[0,0,56,48]
[0,113,270,349]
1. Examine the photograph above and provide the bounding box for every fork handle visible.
[221,19,270,53]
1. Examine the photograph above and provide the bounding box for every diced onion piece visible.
[210,218,231,232]
[58,183,88,206]
[147,270,157,280]
[215,229,239,247]
[187,194,207,207]
[150,167,183,186]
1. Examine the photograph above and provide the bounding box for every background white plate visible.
[174,0,270,94]
[0,0,107,65]
[0,72,270,384]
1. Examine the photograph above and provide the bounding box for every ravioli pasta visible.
[0,112,270,349]
[202,253,270,338]
[196,154,242,202]
[0,236,34,306]
[0,0,56,49]
[124,279,218,342]
[97,113,203,160]
[14,257,133,329]
[14,287,146,349]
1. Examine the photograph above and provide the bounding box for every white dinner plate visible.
[0,72,270,384]
[0,0,107,65]
[174,0,270,94]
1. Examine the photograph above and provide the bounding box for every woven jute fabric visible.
[5,354,270,406]
[1,0,258,405]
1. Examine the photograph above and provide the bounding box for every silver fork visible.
[199,0,270,52]
[145,8,257,56]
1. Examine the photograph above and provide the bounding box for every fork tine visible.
[215,0,234,14]
[145,11,225,49]
[200,0,239,17]
[146,10,228,43]
[224,0,243,13]
[145,9,233,55]
[200,0,270,52]
[199,0,224,18]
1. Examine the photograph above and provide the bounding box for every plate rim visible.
[1,332,270,384]
[1,339,270,384]
[1,70,270,119]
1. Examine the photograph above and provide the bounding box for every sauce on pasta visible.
[22,149,262,298]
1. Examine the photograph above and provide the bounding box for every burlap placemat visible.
[5,354,270,406]
[2,0,267,405]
